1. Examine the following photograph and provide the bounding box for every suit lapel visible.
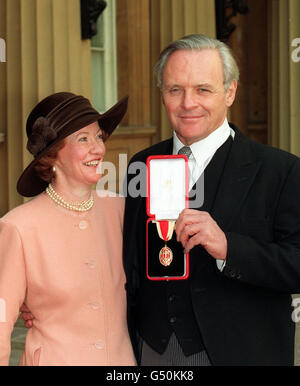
[193,135,233,213]
[211,125,262,230]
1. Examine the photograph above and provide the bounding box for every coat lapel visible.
[211,125,262,230]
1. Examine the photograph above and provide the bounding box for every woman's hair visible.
[154,34,240,92]
[34,140,66,183]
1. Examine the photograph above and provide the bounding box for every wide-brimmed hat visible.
[17,92,128,197]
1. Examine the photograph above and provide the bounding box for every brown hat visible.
[17,92,128,197]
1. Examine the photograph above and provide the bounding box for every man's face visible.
[161,49,237,145]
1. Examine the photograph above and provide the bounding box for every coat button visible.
[79,220,88,230]
[94,340,104,350]
[89,301,100,310]
[85,259,96,269]
[169,316,177,324]
[229,270,236,278]
[168,295,175,302]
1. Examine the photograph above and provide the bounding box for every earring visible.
[53,166,56,173]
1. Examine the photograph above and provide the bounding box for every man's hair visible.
[154,34,239,92]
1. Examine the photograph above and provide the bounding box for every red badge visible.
[156,221,175,266]
[159,246,173,267]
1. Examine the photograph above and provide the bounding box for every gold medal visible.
[159,246,173,266]
[156,220,176,266]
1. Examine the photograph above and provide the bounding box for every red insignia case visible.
[146,155,190,281]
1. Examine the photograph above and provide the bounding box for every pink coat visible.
[0,192,136,366]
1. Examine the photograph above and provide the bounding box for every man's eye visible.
[197,88,209,93]
[169,88,181,94]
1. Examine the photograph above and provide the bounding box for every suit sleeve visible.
[223,157,300,293]
[0,220,26,365]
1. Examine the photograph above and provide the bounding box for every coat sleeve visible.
[223,157,300,293]
[0,220,26,365]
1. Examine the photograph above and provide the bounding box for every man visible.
[123,34,300,366]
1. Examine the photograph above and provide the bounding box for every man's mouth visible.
[180,115,204,120]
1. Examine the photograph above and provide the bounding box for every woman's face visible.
[54,121,106,188]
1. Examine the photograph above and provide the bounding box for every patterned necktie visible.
[178,146,192,159]
[178,146,193,189]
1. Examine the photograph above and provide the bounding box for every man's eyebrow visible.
[195,83,213,88]
[162,84,182,88]
[163,83,214,88]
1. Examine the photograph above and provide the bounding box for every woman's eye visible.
[97,133,103,140]
[78,137,88,142]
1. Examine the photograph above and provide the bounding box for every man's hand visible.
[175,209,227,260]
[19,303,34,328]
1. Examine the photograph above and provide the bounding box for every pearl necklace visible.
[45,183,94,212]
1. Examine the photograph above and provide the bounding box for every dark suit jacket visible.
[123,124,300,366]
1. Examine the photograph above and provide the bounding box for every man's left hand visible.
[175,209,227,260]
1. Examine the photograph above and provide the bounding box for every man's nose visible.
[182,90,197,110]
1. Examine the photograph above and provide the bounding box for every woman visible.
[0,92,136,366]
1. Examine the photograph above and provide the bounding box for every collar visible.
[173,118,235,167]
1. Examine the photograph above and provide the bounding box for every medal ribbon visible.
[156,220,175,242]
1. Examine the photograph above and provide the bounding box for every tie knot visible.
[178,146,192,159]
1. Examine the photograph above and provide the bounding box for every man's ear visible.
[161,91,165,106]
[226,80,238,107]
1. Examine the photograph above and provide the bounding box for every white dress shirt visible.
[172,118,234,270]
[173,118,234,190]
